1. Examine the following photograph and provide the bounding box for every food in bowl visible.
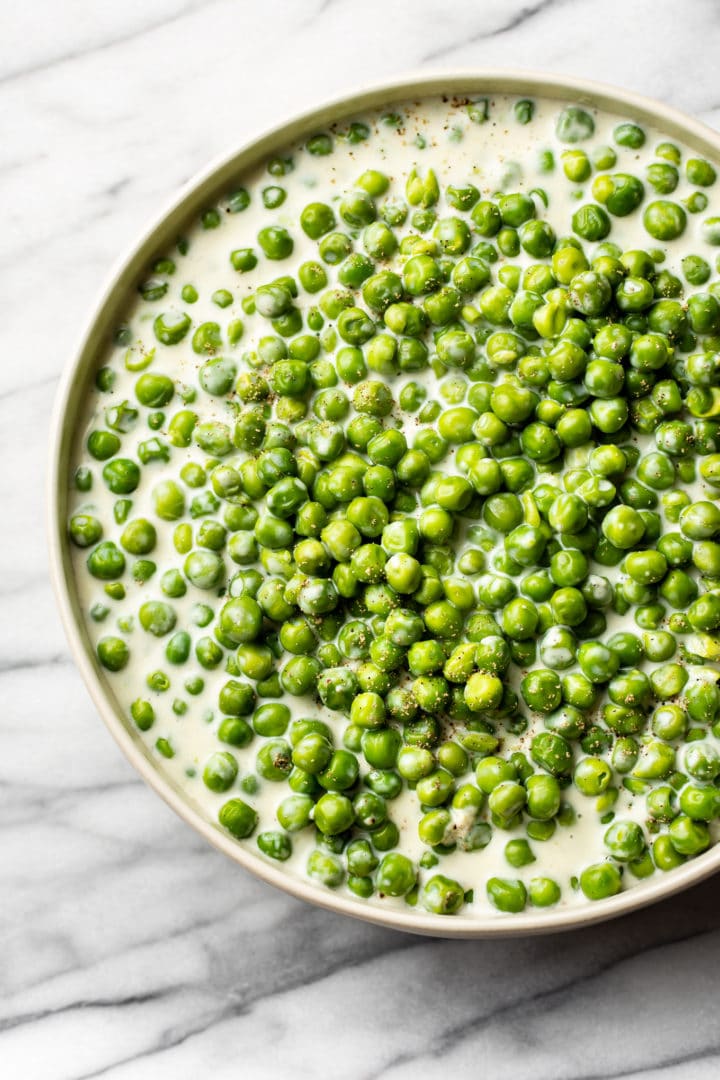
[66,92,720,918]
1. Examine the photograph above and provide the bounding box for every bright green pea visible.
[579,862,622,900]
[486,877,527,913]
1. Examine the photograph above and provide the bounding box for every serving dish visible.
[49,69,720,937]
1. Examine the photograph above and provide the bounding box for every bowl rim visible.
[47,67,720,939]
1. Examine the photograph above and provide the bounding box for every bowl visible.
[48,69,720,937]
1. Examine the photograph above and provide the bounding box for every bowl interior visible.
[49,70,720,937]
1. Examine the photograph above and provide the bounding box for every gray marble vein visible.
[0,0,218,86]
[422,0,565,61]
[4,1,720,1077]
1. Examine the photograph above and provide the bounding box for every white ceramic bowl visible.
[48,70,720,937]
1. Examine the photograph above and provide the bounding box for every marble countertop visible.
[5,1,720,1075]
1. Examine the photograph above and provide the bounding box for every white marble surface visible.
[5,1,720,1076]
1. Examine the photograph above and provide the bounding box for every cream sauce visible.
[68,93,720,917]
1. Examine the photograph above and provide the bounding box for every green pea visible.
[87,541,125,581]
[69,513,103,549]
[505,839,535,868]
[486,877,527,913]
[488,780,526,825]
[97,636,129,672]
[307,849,345,888]
[653,833,686,871]
[421,874,465,915]
[669,814,710,856]
[154,310,191,345]
[529,877,561,907]
[643,200,686,240]
[530,732,572,776]
[203,751,239,793]
[687,158,717,186]
[679,784,720,822]
[604,820,645,861]
[258,225,293,259]
[219,798,258,839]
[217,717,253,748]
[574,756,612,796]
[256,831,291,861]
[572,204,610,241]
[525,774,561,820]
[138,601,176,637]
[579,862,622,900]
[375,853,416,897]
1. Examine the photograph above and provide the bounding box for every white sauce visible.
[68,94,720,917]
